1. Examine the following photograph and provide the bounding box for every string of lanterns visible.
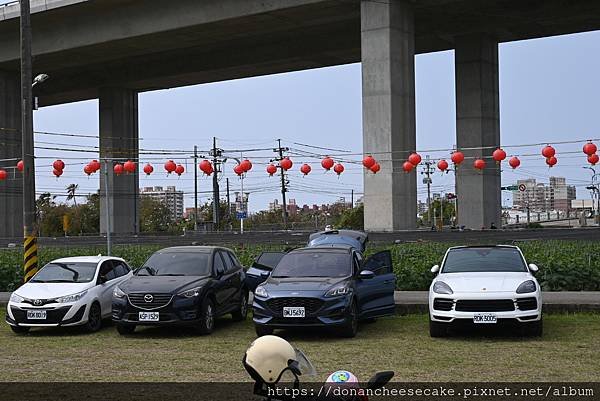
[0,141,598,182]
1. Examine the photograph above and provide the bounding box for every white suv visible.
[428,245,542,337]
[6,256,132,334]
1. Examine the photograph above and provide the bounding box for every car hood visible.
[264,277,348,293]
[14,282,92,299]
[435,272,533,293]
[119,275,210,294]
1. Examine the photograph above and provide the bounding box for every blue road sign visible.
[236,212,247,219]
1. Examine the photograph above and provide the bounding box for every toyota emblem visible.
[33,299,42,306]
[144,294,154,303]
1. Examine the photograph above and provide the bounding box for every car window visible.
[30,262,97,283]
[353,254,361,276]
[213,252,226,276]
[442,248,527,273]
[272,251,351,278]
[137,252,211,276]
[113,261,130,278]
[365,251,392,276]
[254,252,286,271]
[220,251,236,273]
[98,260,117,281]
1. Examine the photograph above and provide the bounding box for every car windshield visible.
[442,248,527,273]
[272,251,351,278]
[137,252,210,276]
[30,262,98,283]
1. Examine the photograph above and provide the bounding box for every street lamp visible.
[583,167,600,226]
[32,73,49,87]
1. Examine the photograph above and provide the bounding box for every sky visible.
[3,0,600,212]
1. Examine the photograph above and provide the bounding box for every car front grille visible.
[433,298,454,311]
[455,299,515,312]
[10,306,71,324]
[266,297,324,315]
[516,297,538,311]
[22,298,58,307]
[128,293,173,310]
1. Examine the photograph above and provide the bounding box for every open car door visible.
[356,250,396,318]
[245,252,286,292]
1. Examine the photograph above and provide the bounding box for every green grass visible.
[2,312,599,382]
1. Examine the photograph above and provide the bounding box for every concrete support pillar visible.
[361,0,416,231]
[455,35,501,230]
[0,71,23,238]
[99,87,139,235]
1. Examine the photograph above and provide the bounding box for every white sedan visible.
[6,256,132,334]
[428,245,542,337]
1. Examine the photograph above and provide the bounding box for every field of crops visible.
[1,240,599,292]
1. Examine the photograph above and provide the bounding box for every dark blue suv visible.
[252,241,395,338]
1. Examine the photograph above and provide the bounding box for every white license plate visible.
[473,313,497,324]
[283,307,305,318]
[139,312,159,322]
[27,310,47,320]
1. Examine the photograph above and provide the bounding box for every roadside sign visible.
[519,184,527,192]
[502,185,519,191]
[236,212,247,219]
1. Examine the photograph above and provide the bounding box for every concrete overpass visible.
[2,0,600,235]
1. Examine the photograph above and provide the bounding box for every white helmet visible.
[243,335,316,385]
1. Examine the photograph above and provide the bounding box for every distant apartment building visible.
[141,186,184,220]
[512,177,576,212]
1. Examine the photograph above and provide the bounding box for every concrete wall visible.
[0,71,22,238]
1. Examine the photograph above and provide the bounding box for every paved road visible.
[2,291,598,313]
[1,227,600,249]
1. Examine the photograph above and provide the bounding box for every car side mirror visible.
[431,265,440,274]
[528,264,539,273]
[260,271,271,278]
[98,275,107,284]
[359,270,375,280]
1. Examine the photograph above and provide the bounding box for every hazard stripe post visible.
[23,236,38,282]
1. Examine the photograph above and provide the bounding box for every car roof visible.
[447,245,519,251]
[156,246,232,253]
[50,255,125,264]
[290,245,353,253]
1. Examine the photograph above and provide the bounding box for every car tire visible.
[84,302,103,333]
[116,324,136,335]
[524,317,543,337]
[255,325,274,337]
[429,319,448,338]
[231,291,249,322]
[10,325,30,335]
[195,298,215,335]
[339,300,358,338]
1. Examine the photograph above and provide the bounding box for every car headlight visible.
[325,284,351,298]
[113,286,126,299]
[9,293,24,303]
[516,280,537,294]
[57,290,88,304]
[254,285,269,298]
[178,287,202,298]
[433,281,453,295]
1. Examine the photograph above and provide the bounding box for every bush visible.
[1,241,599,292]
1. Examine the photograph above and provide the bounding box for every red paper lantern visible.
[588,154,599,166]
[53,168,63,178]
[321,157,334,171]
[164,160,177,174]
[408,153,422,166]
[114,163,124,176]
[16,160,24,172]
[437,159,449,172]
[542,145,556,159]
[90,160,101,172]
[362,155,376,169]
[474,159,486,170]
[300,164,311,176]
[266,164,277,176]
[143,163,154,176]
[199,160,213,176]
[370,163,381,174]
[333,163,345,175]
[240,159,253,172]
[280,158,293,171]
[493,148,507,162]
[53,159,65,171]
[233,164,244,176]
[123,160,136,173]
[175,164,185,176]
[583,142,597,156]
[402,161,414,173]
[451,151,465,165]
[0,169,7,181]
[508,156,521,169]
[546,156,558,167]
[83,164,93,176]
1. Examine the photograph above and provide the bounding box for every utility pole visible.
[193,145,198,231]
[211,137,221,230]
[226,178,231,227]
[20,0,38,282]
[103,159,112,256]
[275,139,289,228]
[421,156,435,227]
[351,189,354,209]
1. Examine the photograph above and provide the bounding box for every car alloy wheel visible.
[205,304,214,330]
[85,303,102,333]
[232,292,248,321]
[340,300,358,338]
[197,298,215,335]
